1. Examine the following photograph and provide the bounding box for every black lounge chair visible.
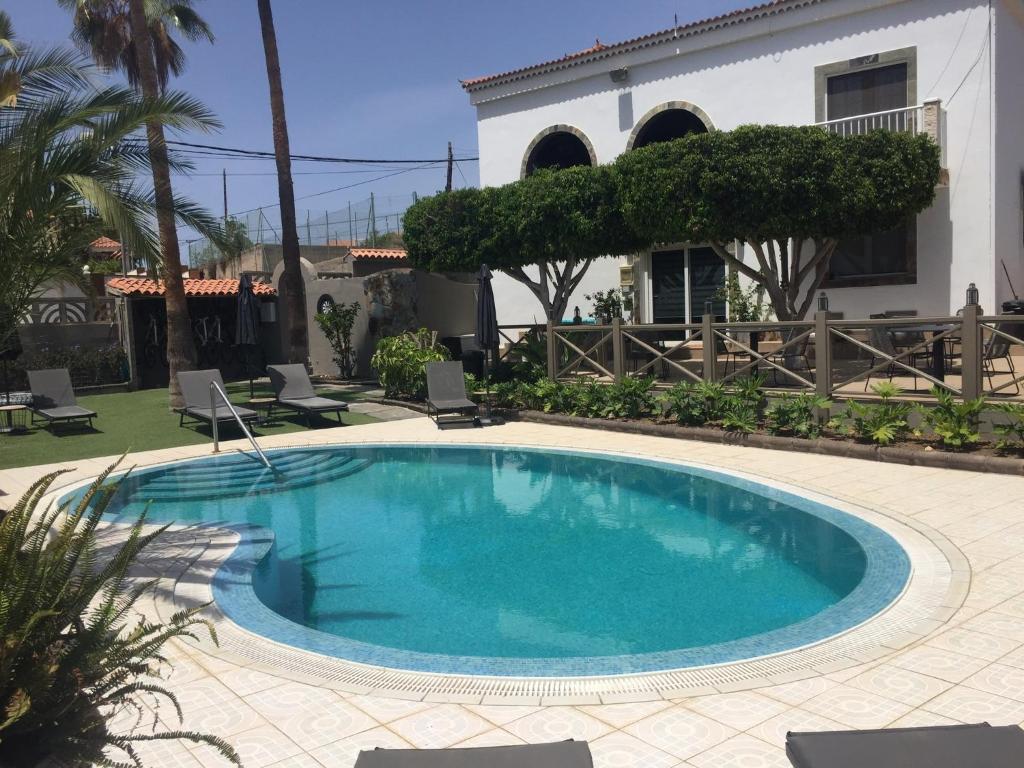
[425,361,478,428]
[175,369,258,430]
[354,740,593,768]
[266,364,349,426]
[28,368,97,429]
[787,723,1024,768]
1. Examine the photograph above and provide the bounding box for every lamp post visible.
[704,300,713,318]
[817,292,829,312]
[966,282,980,307]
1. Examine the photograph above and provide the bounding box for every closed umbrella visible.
[475,265,501,425]
[235,274,261,398]
[0,304,22,405]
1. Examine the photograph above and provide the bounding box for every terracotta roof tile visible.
[107,277,276,297]
[90,236,122,249]
[461,0,814,90]
[349,248,407,260]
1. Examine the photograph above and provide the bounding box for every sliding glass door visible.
[650,246,725,325]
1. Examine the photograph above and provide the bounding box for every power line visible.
[230,163,443,216]
[164,139,479,165]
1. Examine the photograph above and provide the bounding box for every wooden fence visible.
[541,306,1024,402]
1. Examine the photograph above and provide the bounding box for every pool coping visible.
[51,432,969,704]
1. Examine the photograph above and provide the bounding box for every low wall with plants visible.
[477,375,1024,457]
[5,344,129,390]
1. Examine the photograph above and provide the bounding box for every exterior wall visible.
[472,0,999,321]
[274,259,477,377]
[993,0,1024,310]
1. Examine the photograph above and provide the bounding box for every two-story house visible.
[462,0,1024,324]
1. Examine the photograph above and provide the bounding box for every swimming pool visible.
[90,444,910,676]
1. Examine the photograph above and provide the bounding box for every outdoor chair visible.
[762,330,811,387]
[267,363,349,426]
[175,369,258,431]
[863,324,930,391]
[983,328,1020,395]
[786,722,1024,768]
[353,740,593,767]
[425,360,479,428]
[27,368,97,430]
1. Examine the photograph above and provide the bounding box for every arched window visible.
[627,102,713,151]
[521,126,596,178]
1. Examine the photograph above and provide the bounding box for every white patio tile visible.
[463,704,543,727]
[588,731,679,768]
[684,692,790,730]
[847,664,953,707]
[802,684,913,729]
[453,728,527,748]
[308,726,412,766]
[388,704,493,749]
[687,734,790,768]
[623,705,736,761]
[922,686,1024,724]
[889,646,990,683]
[504,707,613,745]
[579,700,673,729]
[246,683,377,750]
[747,709,849,749]
[348,694,436,724]
[924,627,1022,662]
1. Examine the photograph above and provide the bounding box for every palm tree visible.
[0,34,221,371]
[60,0,216,408]
[257,0,308,363]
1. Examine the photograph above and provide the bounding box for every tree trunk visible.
[505,258,594,323]
[128,0,195,409]
[257,0,307,364]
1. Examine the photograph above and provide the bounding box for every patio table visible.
[887,323,957,381]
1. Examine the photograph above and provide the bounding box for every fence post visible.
[960,303,982,401]
[546,320,557,380]
[815,311,832,400]
[611,317,624,382]
[702,313,717,382]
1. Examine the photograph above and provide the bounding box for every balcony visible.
[814,99,945,171]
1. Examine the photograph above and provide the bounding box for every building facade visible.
[463,0,1024,323]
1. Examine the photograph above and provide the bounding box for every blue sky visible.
[8,0,752,238]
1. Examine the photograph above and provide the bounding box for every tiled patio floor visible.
[6,417,1024,768]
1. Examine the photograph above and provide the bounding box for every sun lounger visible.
[425,361,478,428]
[786,722,1024,768]
[176,369,258,430]
[353,740,593,767]
[266,363,348,426]
[28,368,97,429]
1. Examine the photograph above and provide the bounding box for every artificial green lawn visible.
[0,381,378,470]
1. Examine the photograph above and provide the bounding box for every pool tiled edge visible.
[44,425,968,704]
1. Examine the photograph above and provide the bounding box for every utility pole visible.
[445,141,454,192]
[222,168,228,225]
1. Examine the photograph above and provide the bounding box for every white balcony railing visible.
[815,104,923,136]
[813,99,944,168]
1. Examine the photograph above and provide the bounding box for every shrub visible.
[10,344,129,390]
[766,394,832,438]
[993,402,1024,454]
[370,328,448,399]
[663,382,710,425]
[0,464,240,767]
[842,382,913,446]
[920,387,985,450]
[602,376,657,419]
[314,301,361,378]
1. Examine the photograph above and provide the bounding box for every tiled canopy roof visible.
[107,277,276,298]
[90,236,122,250]
[349,248,407,260]
[461,0,818,90]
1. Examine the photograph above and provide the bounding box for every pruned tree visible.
[404,165,647,322]
[615,125,941,320]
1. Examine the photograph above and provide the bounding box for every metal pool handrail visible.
[209,380,272,469]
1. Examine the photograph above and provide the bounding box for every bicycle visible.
[141,314,167,370]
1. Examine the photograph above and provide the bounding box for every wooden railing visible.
[545,306,1024,402]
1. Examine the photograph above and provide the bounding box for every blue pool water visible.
[89,445,909,675]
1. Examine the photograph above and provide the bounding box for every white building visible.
[462,0,1024,324]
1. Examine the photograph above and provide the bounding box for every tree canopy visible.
[615,124,941,318]
[404,165,646,321]
[405,124,941,322]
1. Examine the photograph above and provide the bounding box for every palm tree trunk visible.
[257,0,307,364]
[128,0,195,409]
